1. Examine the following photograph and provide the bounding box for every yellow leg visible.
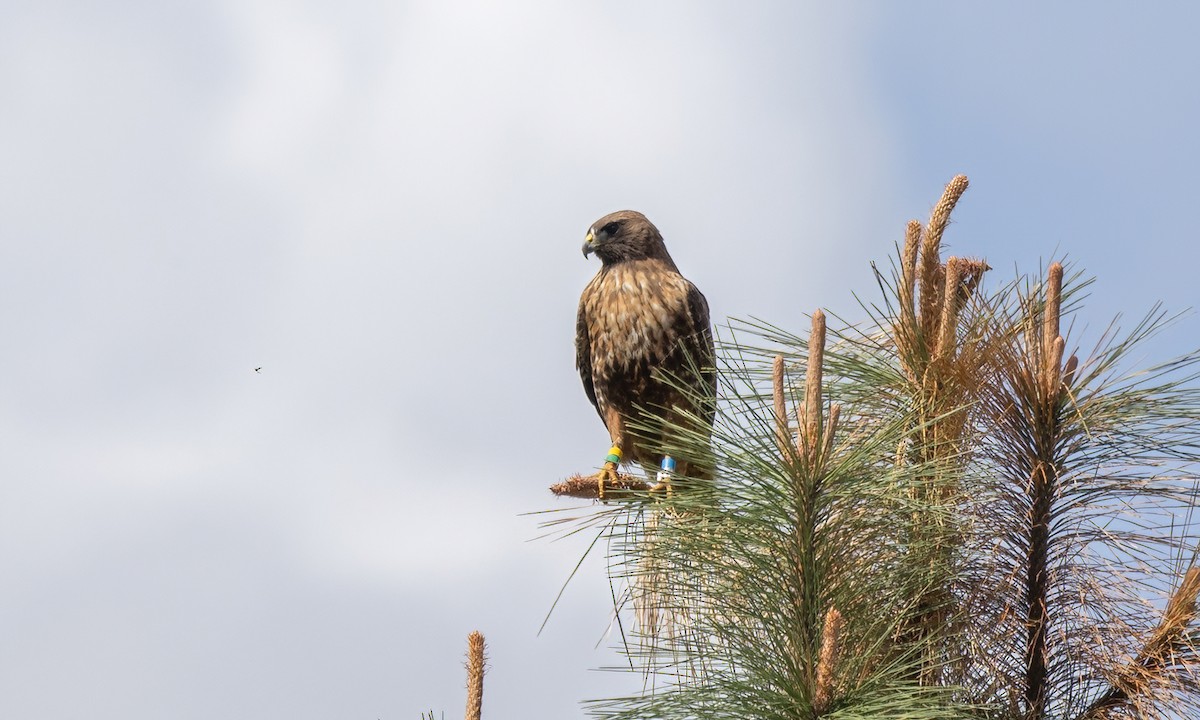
[649,477,673,497]
[651,455,676,497]
[595,444,622,501]
[596,461,619,501]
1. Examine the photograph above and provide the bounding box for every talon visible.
[596,461,619,501]
[596,445,622,501]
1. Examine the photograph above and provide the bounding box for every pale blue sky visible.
[1,3,1197,718]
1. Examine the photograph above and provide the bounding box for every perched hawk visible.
[575,210,716,497]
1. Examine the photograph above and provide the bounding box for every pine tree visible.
[552,176,1200,720]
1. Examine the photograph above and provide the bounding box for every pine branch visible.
[1023,263,1068,720]
[550,474,653,498]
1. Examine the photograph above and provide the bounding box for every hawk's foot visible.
[596,445,622,501]
[594,461,620,501]
[650,455,676,497]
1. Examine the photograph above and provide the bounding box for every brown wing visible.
[575,296,600,417]
[679,280,717,424]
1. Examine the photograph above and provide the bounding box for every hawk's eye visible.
[602,221,620,235]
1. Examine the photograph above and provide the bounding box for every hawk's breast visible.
[582,260,689,409]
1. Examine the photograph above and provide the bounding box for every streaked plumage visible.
[576,210,715,482]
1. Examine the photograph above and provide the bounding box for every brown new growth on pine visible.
[1012,261,1083,719]
[895,176,990,394]
[1043,263,1064,362]
[551,473,653,498]
[769,312,841,477]
[899,220,922,328]
[893,175,991,464]
[814,606,845,715]
[916,175,969,344]
[465,631,486,720]
[780,311,840,473]
[773,354,790,459]
[927,175,969,260]
[935,257,962,362]
[802,310,827,462]
[890,175,998,687]
[1041,263,1066,399]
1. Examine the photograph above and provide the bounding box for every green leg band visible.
[604,445,622,465]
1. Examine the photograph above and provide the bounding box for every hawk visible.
[576,210,716,498]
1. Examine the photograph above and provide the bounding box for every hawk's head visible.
[582,210,672,265]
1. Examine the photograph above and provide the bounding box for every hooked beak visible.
[582,229,595,258]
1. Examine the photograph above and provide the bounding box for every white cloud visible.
[219,0,351,174]
[0,2,911,718]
